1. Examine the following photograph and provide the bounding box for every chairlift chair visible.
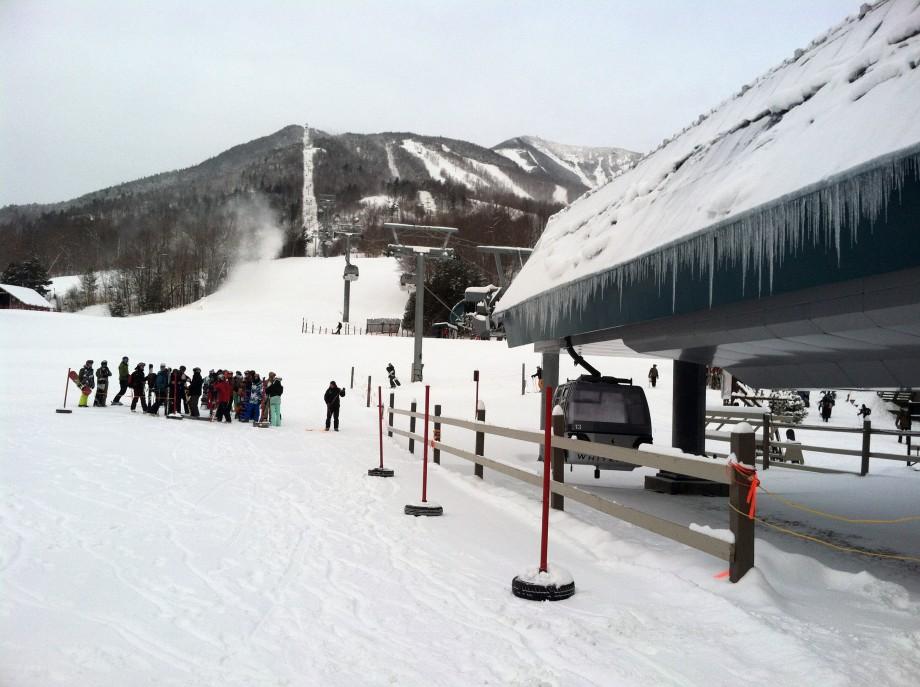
[343,264,359,281]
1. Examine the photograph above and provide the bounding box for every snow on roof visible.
[0,283,52,308]
[497,0,920,318]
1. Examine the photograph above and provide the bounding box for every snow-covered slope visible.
[493,136,640,200]
[497,0,920,315]
[3,255,920,684]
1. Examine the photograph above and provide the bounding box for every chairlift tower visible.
[384,222,458,382]
[334,222,363,323]
[475,245,534,289]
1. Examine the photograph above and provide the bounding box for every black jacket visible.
[129,369,146,392]
[324,387,345,407]
[267,380,284,397]
[189,372,203,395]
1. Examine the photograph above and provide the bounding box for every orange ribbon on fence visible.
[730,461,759,519]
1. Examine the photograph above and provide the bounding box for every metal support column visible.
[412,252,426,382]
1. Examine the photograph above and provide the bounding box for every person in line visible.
[94,360,112,406]
[150,364,170,415]
[213,372,233,423]
[386,363,400,388]
[324,380,345,431]
[112,356,130,405]
[648,364,659,388]
[128,363,148,413]
[531,365,543,391]
[246,373,263,423]
[266,372,283,426]
[145,364,157,407]
[187,367,203,417]
[77,360,95,407]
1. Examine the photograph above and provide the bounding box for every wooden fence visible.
[385,399,757,582]
[705,407,919,476]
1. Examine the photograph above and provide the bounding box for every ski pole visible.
[63,368,71,408]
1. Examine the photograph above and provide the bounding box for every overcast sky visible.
[1,0,855,206]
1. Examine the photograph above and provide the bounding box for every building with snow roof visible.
[0,283,52,311]
[495,0,920,465]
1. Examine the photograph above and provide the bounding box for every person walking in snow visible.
[896,407,911,444]
[112,356,130,405]
[94,360,112,406]
[77,360,95,407]
[648,364,659,389]
[857,404,872,420]
[386,363,400,388]
[334,322,342,335]
[531,365,543,391]
[266,372,283,427]
[187,368,203,417]
[324,381,345,431]
[819,393,834,422]
[128,363,148,413]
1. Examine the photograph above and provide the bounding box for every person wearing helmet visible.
[112,356,130,405]
[93,360,112,406]
[150,364,170,415]
[128,363,148,412]
[77,360,95,407]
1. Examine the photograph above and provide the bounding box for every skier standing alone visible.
[386,363,400,388]
[324,381,345,431]
[648,364,659,388]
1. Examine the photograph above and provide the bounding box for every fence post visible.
[366,376,371,408]
[433,404,441,465]
[388,393,395,438]
[474,404,485,479]
[761,413,770,470]
[551,411,565,511]
[521,363,526,396]
[860,420,871,476]
[409,401,417,454]
[312,323,314,334]
[729,426,756,583]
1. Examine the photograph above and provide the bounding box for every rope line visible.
[757,483,920,524]
[727,502,920,563]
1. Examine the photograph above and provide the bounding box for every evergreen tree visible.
[80,270,98,307]
[402,256,486,332]
[1,257,52,296]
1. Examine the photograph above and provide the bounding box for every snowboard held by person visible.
[386,363,400,388]
[324,381,345,431]
[94,360,112,406]
[77,360,95,407]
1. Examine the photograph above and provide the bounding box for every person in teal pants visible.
[266,372,283,426]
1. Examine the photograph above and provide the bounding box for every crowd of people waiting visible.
[75,357,284,426]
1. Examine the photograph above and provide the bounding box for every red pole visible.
[539,386,554,572]
[421,385,430,503]
[377,386,384,469]
[63,367,71,408]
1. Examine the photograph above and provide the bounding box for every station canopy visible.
[495,0,920,388]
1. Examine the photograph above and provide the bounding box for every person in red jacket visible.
[213,372,233,423]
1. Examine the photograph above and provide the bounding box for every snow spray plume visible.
[228,194,285,263]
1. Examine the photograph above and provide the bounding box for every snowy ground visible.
[2,257,920,686]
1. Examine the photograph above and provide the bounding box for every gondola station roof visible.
[496,0,920,388]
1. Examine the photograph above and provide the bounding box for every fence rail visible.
[388,402,752,579]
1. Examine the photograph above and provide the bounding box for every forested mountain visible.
[0,125,638,312]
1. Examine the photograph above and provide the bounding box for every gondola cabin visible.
[553,375,653,474]
[343,264,359,281]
